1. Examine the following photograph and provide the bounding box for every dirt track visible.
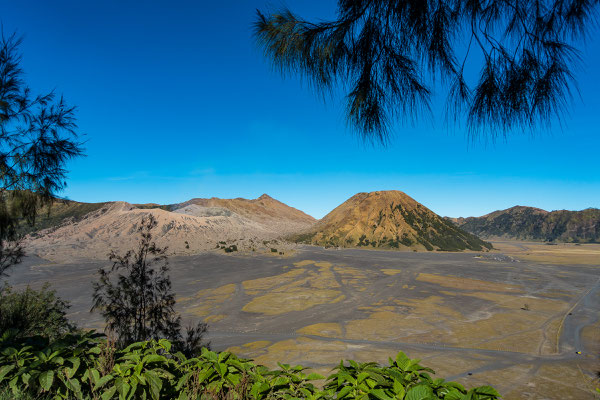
[8,243,600,399]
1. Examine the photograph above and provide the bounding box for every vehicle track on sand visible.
[557,276,600,354]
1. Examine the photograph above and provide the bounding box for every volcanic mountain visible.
[24,195,316,262]
[451,206,600,243]
[171,194,315,233]
[292,191,491,251]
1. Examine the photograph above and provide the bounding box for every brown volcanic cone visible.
[294,191,491,251]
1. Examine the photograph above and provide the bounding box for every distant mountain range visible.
[291,191,491,252]
[21,191,494,261]
[23,195,315,262]
[449,206,600,243]
[21,193,598,262]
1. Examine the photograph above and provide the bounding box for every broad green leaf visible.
[65,378,82,397]
[443,381,466,392]
[115,377,131,397]
[66,358,81,379]
[197,368,213,384]
[443,388,465,400]
[129,379,139,399]
[95,374,114,389]
[474,386,500,397]
[90,368,100,384]
[9,376,19,394]
[250,382,262,398]
[215,362,227,376]
[357,372,370,384]
[433,378,445,386]
[158,338,172,352]
[370,388,395,400]
[175,372,192,391]
[101,385,117,400]
[365,378,377,389]
[226,371,241,386]
[218,351,230,363]
[405,385,433,400]
[0,365,14,381]
[338,386,354,398]
[39,370,54,391]
[273,376,290,387]
[113,364,124,375]
[393,380,406,398]
[338,372,357,385]
[142,354,166,364]
[145,370,163,400]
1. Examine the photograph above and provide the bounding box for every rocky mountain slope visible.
[450,206,600,243]
[13,199,109,236]
[292,191,491,251]
[24,195,316,262]
[172,194,315,234]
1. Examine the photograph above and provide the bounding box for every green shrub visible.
[0,332,501,400]
[224,245,237,253]
[0,284,75,340]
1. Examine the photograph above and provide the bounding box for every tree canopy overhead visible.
[255,0,598,144]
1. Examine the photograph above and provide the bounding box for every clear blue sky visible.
[3,1,599,219]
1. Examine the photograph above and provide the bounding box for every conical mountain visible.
[294,191,491,251]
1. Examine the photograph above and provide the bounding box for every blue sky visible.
[3,1,599,219]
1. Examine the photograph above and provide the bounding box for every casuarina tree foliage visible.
[255,0,599,144]
[0,32,83,276]
[92,215,209,356]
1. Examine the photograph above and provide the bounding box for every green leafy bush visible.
[0,284,75,340]
[322,353,499,400]
[0,331,104,399]
[0,331,501,400]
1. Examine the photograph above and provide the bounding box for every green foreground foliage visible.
[0,331,500,400]
[0,284,75,340]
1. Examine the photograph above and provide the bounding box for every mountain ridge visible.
[450,206,600,242]
[22,194,316,262]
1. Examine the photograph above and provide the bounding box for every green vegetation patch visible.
[0,331,501,400]
[16,200,110,237]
